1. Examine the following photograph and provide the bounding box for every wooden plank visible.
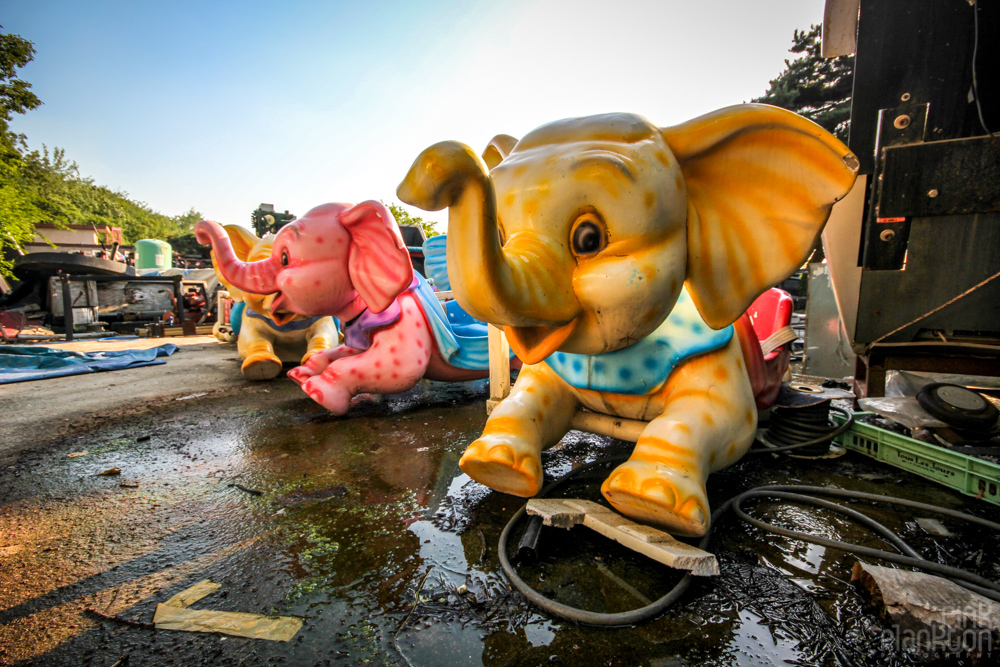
[140,326,214,337]
[487,324,510,414]
[570,411,647,442]
[526,498,719,576]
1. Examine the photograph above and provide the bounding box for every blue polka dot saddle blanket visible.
[543,287,733,395]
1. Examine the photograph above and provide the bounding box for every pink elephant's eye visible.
[281,251,289,267]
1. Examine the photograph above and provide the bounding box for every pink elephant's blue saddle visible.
[341,272,503,371]
[543,287,733,395]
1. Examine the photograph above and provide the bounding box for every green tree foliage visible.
[0,31,41,137]
[0,30,43,275]
[166,210,210,258]
[753,24,854,141]
[0,29,201,277]
[385,201,439,239]
[18,146,201,243]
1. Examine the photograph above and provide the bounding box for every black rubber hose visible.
[749,404,854,454]
[732,487,1000,601]
[498,466,1000,626]
[498,456,700,627]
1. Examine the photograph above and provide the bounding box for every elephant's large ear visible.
[222,224,259,261]
[212,224,261,298]
[341,200,413,314]
[481,134,519,170]
[662,104,858,329]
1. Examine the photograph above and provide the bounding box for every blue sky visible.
[5,0,826,232]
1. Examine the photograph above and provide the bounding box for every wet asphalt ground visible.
[1,366,998,666]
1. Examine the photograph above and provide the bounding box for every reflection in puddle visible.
[2,380,993,666]
[523,620,557,647]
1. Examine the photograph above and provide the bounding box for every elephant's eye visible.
[571,214,606,256]
[280,251,289,267]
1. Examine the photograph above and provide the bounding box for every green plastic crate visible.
[832,412,1000,506]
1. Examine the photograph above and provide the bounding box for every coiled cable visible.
[498,460,1000,628]
[750,402,854,455]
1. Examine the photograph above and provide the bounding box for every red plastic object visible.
[738,288,794,409]
[746,288,794,360]
[0,311,27,340]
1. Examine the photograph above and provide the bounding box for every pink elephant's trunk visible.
[195,221,281,294]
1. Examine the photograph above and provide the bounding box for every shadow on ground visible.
[1,376,997,666]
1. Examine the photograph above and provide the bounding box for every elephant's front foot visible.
[300,375,353,415]
[286,365,311,386]
[601,461,710,537]
[241,353,282,381]
[301,336,335,366]
[289,347,361,385]
[459,437,542,498]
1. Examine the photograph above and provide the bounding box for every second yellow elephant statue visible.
[212,225,341,381]
[398,104,858,536]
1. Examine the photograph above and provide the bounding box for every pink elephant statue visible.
[195,200,505,414]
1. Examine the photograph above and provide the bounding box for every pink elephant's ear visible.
[341,200,413,313]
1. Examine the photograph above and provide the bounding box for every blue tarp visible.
[0,344,178,384]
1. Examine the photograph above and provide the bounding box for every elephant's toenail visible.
[487,446,515,465]
[648,482,676,507]
[689,506,706,526]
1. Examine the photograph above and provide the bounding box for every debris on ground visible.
[85,607,155,630]
[228,483,263,496]
[852,561,1000,658]
[97,467,121,476]
[527,498,719,576]
[915,517,953,537]
[401,572,533,636]
[162,579,221,608]
[152,580,303,642]
[272,485,348,507]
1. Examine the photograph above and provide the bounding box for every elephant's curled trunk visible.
[396,141,576,332]
[195,220,280,295]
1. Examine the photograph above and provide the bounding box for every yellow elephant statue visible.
[211,225,341,381]
[398,104,858,537]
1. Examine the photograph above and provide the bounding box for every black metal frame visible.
[58,273,183,341]
[848,2,1000,344]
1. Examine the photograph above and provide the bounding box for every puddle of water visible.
[1,379,997,665]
